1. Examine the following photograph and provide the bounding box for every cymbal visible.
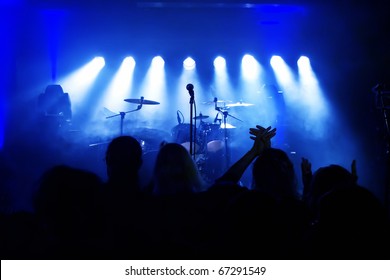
[193,115,209,120]
[220,123,236,129]
[202,100,232,105]
[226,101,254,107]
[124,98,160,105]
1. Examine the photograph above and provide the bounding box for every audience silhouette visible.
[100,135,152,259]
[32,165,104,259]
[1,125,389,260]
[150,142,205,196]
[104,135,143,194]
[308,184,390,259]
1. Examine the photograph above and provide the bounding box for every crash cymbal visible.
[226,101,254,107]
[193,114,209,120]
[124,98,160,105]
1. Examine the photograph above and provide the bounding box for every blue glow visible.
[0,97,4,149]
[0,0,24,6]
[253,4,306,14]
[241,54,260,80]
[137,55,168,126]
[123,56,136,68]
[41,9,67,82]
[98,56,136,116]
[213,56,226,70]
[152,56,165,68]
[0,4,17,149]
[58,57,106,106]
[297,55,329,132]
[183,57,196,70]
[270,55,283,68]
[297,56,310,70]
[270,55,296,88]
[92,56,105,69]
[212,56,234,104]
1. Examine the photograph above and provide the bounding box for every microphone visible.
[177,111,182,124]
[213,97,218,110]
[186,84,194,96]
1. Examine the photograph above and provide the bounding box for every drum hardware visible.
[193,113,209,120]
[220,123,236,129]
[171,97,250,183]
[105,96,160,136]
[213,97,243,169]
[171,123,202,154]
[225,101,255,107]
[124,98,160,105]
[202,99,232,105]
[88,141,111,147]
[132,128,171,152]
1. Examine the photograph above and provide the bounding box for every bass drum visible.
[171,123,201,153]
[200,123,225,153]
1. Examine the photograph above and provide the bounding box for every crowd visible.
[1,124,389,259]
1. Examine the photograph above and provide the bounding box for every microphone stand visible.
[187,84,195,159]
[106,96,144,136]
[222,110,230,169]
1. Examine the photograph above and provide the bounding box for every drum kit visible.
[171,100,254,154]
[170,98,255,182]
[100,95,254,182]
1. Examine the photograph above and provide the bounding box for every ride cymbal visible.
[124,98,160,105]
[226,101,254,107]
[202,100,232,105]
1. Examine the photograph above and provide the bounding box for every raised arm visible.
[216,125,276,184]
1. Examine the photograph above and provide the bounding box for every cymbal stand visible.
[214,97,243,169]
[106,96,144,136]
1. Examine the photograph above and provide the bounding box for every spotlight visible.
[213,56,226,70]
[242,54,256,66]
[270,55,283,68]
[123,56,136,68]
[183,57,196,70]
[297,56,310,69]
[241,54,260,80]
[92,56,105,69]
[152,56,165,68]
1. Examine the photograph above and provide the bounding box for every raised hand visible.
[214,125,276,184]
[249,125,277,156]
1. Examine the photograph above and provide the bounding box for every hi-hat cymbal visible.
[124,98,160,105]
[220,123,236,129]
[226,101,254,107]
[193,114,209,120]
